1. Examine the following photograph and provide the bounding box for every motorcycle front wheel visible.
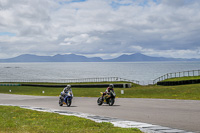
[97,97,103,105]
[109,98,115,106]
[66,98,72,107]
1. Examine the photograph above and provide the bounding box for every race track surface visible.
[0,94,200,132]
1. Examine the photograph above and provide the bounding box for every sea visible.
[0,61,200,85]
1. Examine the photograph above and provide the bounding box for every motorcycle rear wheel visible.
[59,99,63,106]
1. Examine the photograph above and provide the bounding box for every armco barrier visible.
[157,79,200,86]
[21,83,132,88]
[153,70,200,84]
[0,77,139,84]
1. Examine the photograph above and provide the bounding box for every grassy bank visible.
[0,82,200,100]
[160,76,200,82]
[0,106,141,133]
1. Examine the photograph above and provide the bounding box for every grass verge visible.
[0,79,200,100]
[0,83,200,100]
[0,106,141,133]
[117,84,200,100]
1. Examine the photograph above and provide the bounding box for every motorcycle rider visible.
[61,85,73,99]
[102,84,114,99]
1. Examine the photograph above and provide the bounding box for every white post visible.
[9,90,11,92]
[123,83,126,88]
[42,91,45,94]
[121,90,124,94]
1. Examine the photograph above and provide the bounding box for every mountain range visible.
[0,53,199,62]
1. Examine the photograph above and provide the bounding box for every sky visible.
[0,0,200,59]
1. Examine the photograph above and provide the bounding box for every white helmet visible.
[67,85,71,89]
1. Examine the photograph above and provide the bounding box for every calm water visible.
[0,62,200,84]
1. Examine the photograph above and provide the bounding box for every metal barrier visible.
[153,70,200,84]
[0,77,139,85]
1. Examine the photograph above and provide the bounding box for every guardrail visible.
[153,70,200,84]
[0,77,140,85]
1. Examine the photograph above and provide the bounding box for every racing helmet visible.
[66,85,71,90]
[109,84,114,88]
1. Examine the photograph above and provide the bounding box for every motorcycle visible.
[97,90,116,106]
[59,92,73,107]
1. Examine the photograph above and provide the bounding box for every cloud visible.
[61,34,99,46]
[0,0,200,59]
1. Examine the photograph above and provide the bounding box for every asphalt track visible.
[0,94,200,132]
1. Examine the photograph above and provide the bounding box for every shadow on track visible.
[99,105,120,107]
[59,106,78,107]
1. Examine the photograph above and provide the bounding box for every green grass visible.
[1,83,200,100]
[0,106,141,133]
[116,84,200,100]
[0,86,105,97]
[0,86,61,96]
[160,76,200,82]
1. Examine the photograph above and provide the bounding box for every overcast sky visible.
[0,0,200,59]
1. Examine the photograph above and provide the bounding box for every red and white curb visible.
[0,104,194,133]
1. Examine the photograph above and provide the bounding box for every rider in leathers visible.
[61,85,73,99]
[102,84,114,99]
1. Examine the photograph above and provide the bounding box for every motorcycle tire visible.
[109,98,115,106]
[59,99,63,106]
[66,99,71,107]
[97,97,103,105]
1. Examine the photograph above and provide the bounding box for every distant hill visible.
[0,53,199,62]
[105,53,200,62]
[0,54,103,62]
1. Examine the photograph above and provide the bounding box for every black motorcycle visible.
[97,90,116,106]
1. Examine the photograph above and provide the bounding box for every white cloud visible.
[0,0,200,59]
[143,49,200,59]
[61,34,99,46]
